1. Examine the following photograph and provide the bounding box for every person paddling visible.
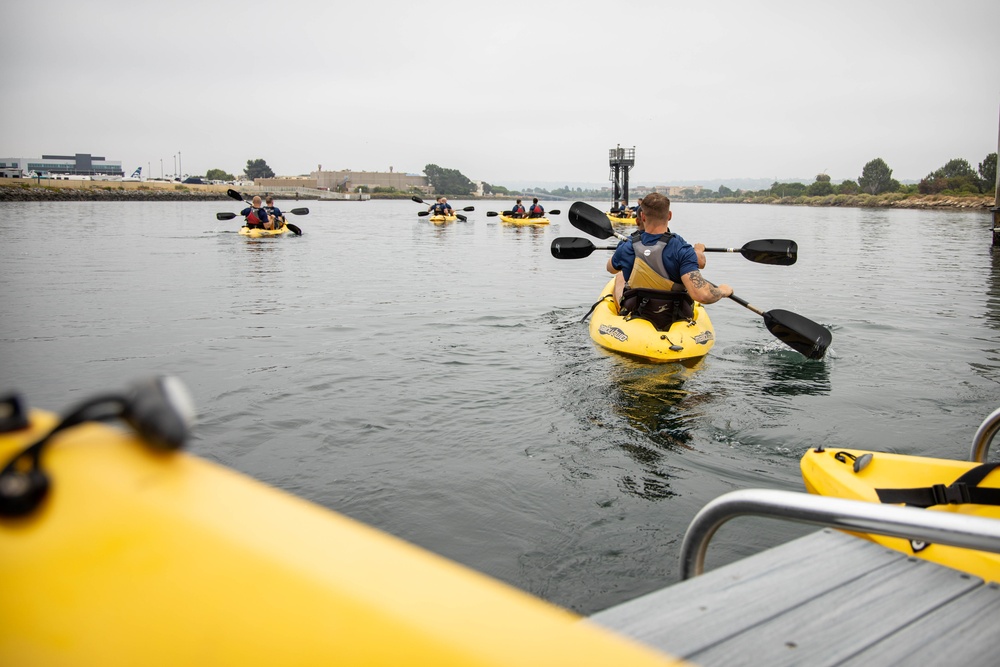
[263,196,283,228]
[607,192,731,313]
[509,199,526,218]
[527,197,545,219]
[240,196,274,230]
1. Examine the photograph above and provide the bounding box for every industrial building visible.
[0,154,124,178]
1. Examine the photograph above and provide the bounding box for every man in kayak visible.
[527,198,545,218]
[610,201,627,217]
[428,197,454,217]
[241,195,274,230]
[607,192,732,315]
[263,196,283,227]
[509,199,526,218]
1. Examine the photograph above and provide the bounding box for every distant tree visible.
[978,152,997,194]
[815,173,831,183]
[206,168,235,182]
[919,157,980,194]
[718,185,734,197]
[858,158,894,195]
[423,163,474,196]
[244,159,275,180]
[807,180,834,196]
[837,180,859,195]
[770,181,807,197]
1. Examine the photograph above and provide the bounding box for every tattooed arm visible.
[681,270,733,304]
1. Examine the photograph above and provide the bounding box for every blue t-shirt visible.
[611,231,699,283]
[264,205,282,219]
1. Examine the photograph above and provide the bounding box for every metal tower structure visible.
[609,145,635,209]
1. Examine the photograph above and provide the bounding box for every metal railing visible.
[970,406,1000,463]
[679,488,1000,579]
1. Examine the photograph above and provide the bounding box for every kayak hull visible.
[239,224,292,238]
[607,214,636,226]
[499,214,549,226]
[428,214,458,224]
[801,447,1000,582]
[0,408,677,666]
[588,278,715,362]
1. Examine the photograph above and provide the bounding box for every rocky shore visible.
[0,184,231,202]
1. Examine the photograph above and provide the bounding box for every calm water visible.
[3,199,999,614]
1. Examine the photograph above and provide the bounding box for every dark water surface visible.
[3,199,999,614]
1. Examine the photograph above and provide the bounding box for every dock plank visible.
[589,530,897,657]
[591,529,992,666]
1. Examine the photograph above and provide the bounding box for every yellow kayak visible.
[588,278,715,362]
[428,214,458,224]
[239,224,292,238]
[0,387,680,666]
[801,447,1000,582]
[607,213,636,226]
[499,213,550,226]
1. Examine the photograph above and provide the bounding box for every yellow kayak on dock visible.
[0,383,680,666]
[801,446,1000,582]
[588,278,715,363]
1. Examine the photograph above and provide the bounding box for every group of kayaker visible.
[241,195,284,230]
[610,199,643,219]
[427,197,455,217]
[606,192,733,319]
[507,198,546,219]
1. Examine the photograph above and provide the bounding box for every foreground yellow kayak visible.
[801,447,1000,582]
[0,383,680,666]
[588,278,715,362]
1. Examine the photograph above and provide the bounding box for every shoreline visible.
[0,182,994,211]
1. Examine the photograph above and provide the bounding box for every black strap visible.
[876,462,1000,508]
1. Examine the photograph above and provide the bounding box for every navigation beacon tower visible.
[609,145,635,209]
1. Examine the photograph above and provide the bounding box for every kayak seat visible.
[619,288,695,332]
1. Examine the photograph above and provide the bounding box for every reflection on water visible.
[603,360,707,499]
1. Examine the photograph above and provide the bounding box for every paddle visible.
[216,208,309,221]
[729,294,832,360]
[550,236,797,265]
[566,201,831,359]
[486,209,561,217]
[225,189,304,236]
[418,206,475,215]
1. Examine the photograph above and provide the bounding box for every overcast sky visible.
[4,0,999,187]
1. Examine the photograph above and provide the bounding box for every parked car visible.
[182,177,206,185]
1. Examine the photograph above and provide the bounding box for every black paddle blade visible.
[226,189,245,202]
[456,214,468,222]
[741,239,798,266]
[486,211,499,217]
[462,206,475,212]
[551,237,594,259]
[550,237,603,259]
[763,309,832,360]
[418,211,430,216]
[411,195,425,204]
[216,212,237,220]
[289,207,309,216]
[568,202,615,240]
[285,223,303,236]
[548,209,561,215]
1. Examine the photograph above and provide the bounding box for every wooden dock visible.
[591,528,999,665]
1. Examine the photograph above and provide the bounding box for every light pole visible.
[173,154,177,179]
[160,158,163,179]
[178,151,182,179]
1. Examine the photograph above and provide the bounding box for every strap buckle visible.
[931,482,971,505]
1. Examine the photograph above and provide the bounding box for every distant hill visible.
[502,177,807,192]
